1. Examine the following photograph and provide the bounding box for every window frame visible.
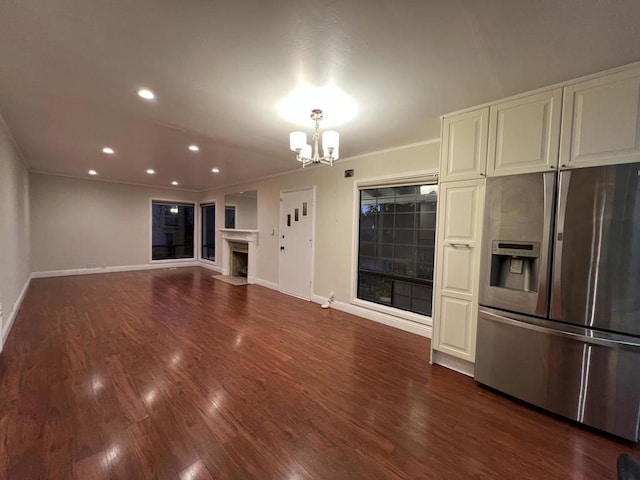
[149,198,197,263]
[224,204,237,229]
[351,170,438,325]
[200,202,216,263]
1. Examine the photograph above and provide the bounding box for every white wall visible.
[201,141,440,304]
[30,174,200,272]
[0,117,30,345]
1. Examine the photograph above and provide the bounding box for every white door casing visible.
[279,187,315,300]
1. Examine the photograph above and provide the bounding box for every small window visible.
[151,201,195,260]
[357,183,437,316]
[225,205,236,228]
[201,203,216,261]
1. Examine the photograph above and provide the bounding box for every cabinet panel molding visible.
[441,108,489,182]
[438,296,473,357]
[442,185,479,242]
[488,88,562,176]
[560,66,640,168]
[440,246,475,294]
[432,179,485,364]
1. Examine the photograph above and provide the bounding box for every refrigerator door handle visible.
[534,172,556,316]
[551,170,572,319]
[479,307,640,350]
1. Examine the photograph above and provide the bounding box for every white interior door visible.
[279,187,314,300]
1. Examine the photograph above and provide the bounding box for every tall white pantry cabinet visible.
[430,62,640,375]
[431,108,488,374]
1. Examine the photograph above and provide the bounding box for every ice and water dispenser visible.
[489,240,540,293]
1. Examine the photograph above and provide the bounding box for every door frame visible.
[278,185,316,300]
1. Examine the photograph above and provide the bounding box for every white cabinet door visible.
[487,88,563,176]
[440,108,489,182]
[560,66,640,169]
[432,180,485,362]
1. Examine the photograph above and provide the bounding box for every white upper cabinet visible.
[440,108,489,182]
[487,88,563,176]
[560,66,640,169]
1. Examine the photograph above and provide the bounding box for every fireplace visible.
[219,229,258,283]
[230,242,249,277]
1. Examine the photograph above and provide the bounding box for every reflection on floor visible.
[213,274,248,286]
[0,267,636,479]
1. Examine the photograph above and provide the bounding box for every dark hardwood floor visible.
[0,267,637,479]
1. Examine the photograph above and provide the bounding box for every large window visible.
[357,183,437,316]
[151,201,195,260]
[201,203,216,261]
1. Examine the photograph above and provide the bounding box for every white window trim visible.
[149,198,197,263]
[200,202,217,264]
[350,169,439,321]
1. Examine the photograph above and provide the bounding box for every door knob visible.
[280,246,285,251]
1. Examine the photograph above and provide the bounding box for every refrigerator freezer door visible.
[479,172,555,316]
[475,308,640,441]
[551,163,640,336]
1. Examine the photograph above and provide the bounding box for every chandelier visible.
[289,109,339,168]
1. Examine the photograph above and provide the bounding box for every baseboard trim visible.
[430,350,475,377]
[31,262,200,279]
[197,261,223,273]
[252,278,279,291]
[312,295,432,338]
[1,275,31,353]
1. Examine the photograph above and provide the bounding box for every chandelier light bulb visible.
[322,130,339,160]
[301,144,313,160]
[289,132,306,152]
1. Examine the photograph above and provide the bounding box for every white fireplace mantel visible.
[219,229,258,282]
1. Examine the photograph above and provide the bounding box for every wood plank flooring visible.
[0,267,637,479]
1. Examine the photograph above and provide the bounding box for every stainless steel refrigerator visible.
[475,163,640,441]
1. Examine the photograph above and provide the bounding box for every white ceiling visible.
[1,0,640,191]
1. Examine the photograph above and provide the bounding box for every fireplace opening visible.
[230,242,249,278]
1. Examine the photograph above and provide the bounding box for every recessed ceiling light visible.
[188,145,199,152]
[171,181,179,186]
[211,168,220,173]
[89,169,97,175]
[102,147,115,155]
[146,169,155,174]
[137,89,155,100]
